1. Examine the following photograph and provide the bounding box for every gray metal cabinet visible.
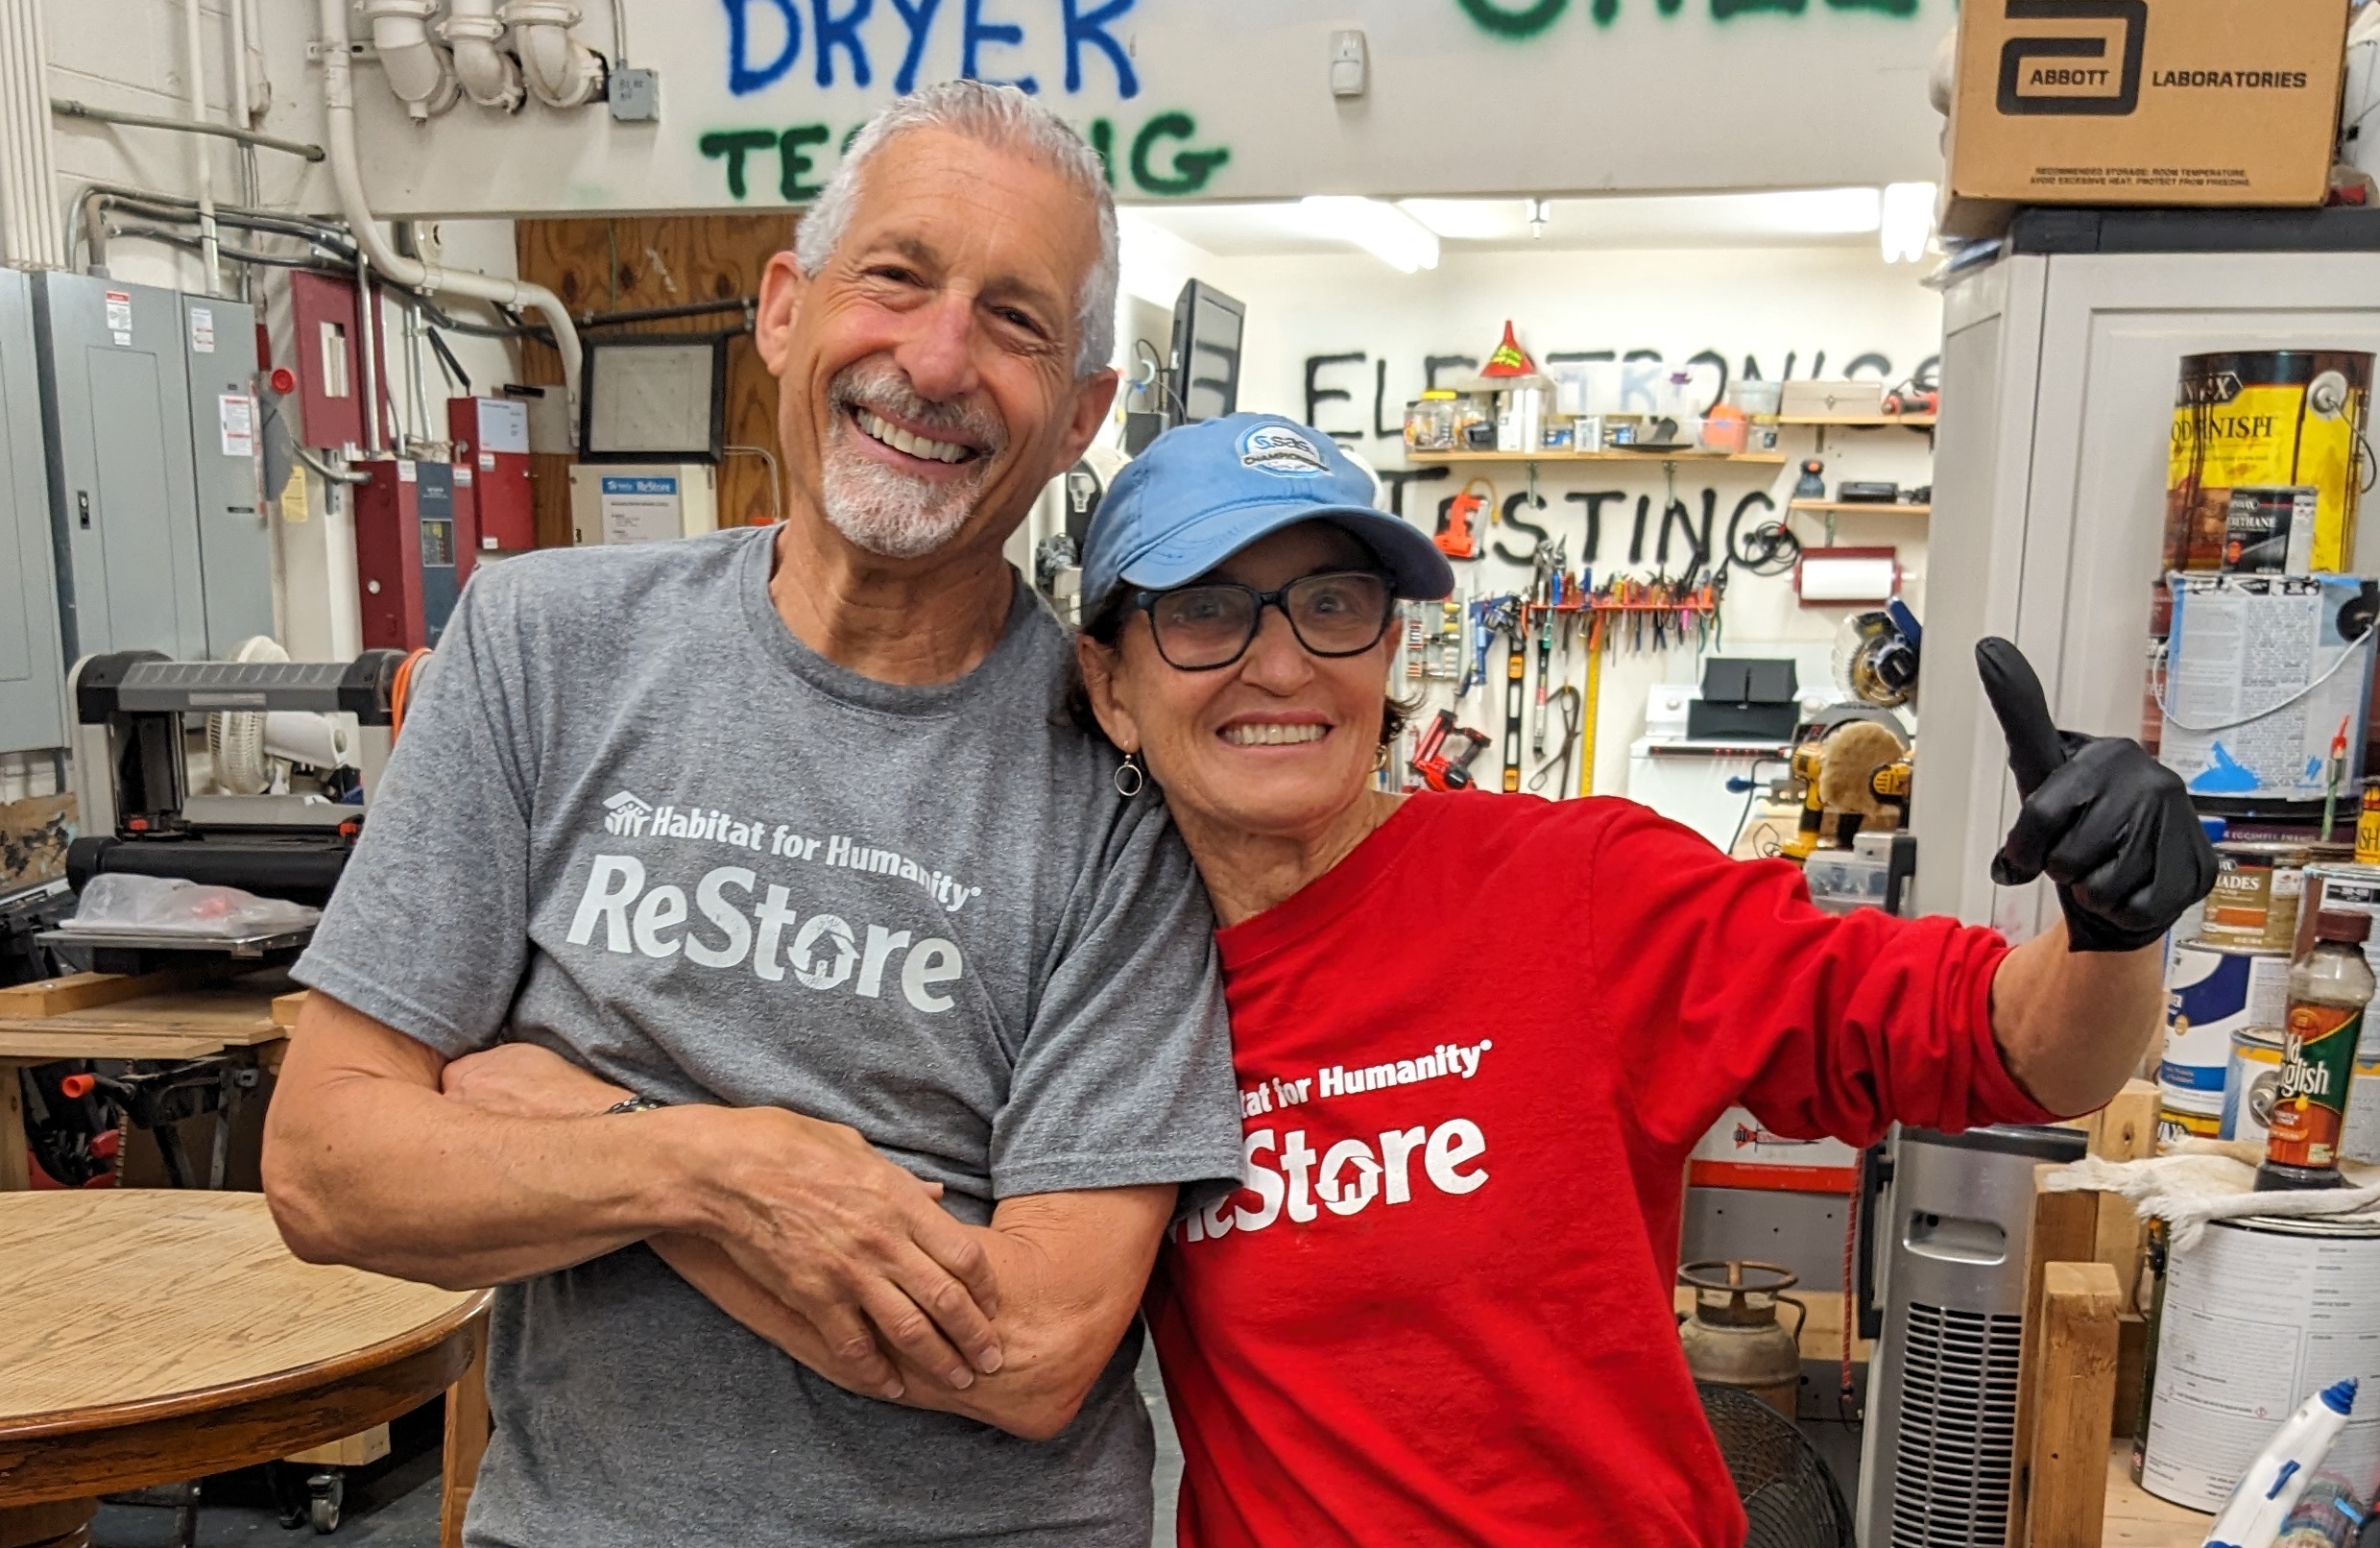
[32,273,208,663]
[180,294,273,651]
[1912,246,2380,937]
[0,271,65,756]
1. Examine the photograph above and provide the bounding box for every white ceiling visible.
[1124,189,1892,258]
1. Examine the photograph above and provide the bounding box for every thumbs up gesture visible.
[1977,638,2218,953]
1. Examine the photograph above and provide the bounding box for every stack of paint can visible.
[2159,842,2328,1144]
[2221,859,2380,1163]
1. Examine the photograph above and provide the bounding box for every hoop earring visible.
[1114,752,1145,799]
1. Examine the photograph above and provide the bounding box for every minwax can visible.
[2359,784,2380,867]
[2167,351,2372,574]
[2202,843,2313,951]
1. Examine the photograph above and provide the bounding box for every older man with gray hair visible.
[262,81,1245,1546]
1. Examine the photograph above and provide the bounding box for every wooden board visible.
[2009,1166,2103,1548]
[514,214,800,543]
[2102,1443,2212,1548]
[272,990,310,1028]
[0,1074,24,1193]
[0,970,196,1018]
[2027,1262,2121,1548]
[284,1422,390,1467]
[0,1191,481,1427]
[440,1318,491,1548]
[1406,449,1790,466]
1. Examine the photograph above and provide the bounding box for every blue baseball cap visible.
[1080,413,1455,617]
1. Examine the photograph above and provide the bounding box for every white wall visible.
[1121,237,1943,794]
[282,0,1959,218]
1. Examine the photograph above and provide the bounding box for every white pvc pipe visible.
[181,0,219,293]
[363,0,453,120]
[318,0,582,409]
[443,0,522,110]
[502,0,604,109]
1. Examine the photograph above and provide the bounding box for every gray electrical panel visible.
[180,293,273,650]
[33,272,209,663]
[0,270,66,755]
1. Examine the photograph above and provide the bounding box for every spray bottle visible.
[2202,1379,2359,1548]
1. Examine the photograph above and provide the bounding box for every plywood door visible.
[514,216,798,546]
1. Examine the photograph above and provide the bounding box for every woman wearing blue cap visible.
[1071,412,2210,1546]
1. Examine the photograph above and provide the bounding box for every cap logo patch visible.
[1238,423,1330,478]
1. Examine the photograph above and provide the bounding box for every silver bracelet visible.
[605,1095,667,1115]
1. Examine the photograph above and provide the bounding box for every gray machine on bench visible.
[14,650,406,1197]
[58,649,405,968]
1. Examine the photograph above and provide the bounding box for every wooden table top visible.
[0,1192,484,1436]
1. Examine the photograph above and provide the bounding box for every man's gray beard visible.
[817,444,988,560]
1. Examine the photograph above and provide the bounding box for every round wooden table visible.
[0,1191,490,1548]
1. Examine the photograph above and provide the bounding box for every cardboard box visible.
[1943,0,2350,238]
[1780,379,1886,419]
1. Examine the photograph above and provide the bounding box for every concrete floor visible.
[91,1348,1836,1548]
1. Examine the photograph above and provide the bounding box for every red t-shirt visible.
[1144,791,2055,1548]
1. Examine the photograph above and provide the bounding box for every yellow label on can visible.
[2358,789,2380,867]
[2170,383,2364,571]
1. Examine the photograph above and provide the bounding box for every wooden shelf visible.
[1775,414,1936,428]
[1406,449,1789,466]
[1790,499,1932,516]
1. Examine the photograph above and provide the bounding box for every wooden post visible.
[440,1314,492,1548]
[2023,1262,2122,1548]
[0,1062,28,1193]
[2007,1165,2101,1548]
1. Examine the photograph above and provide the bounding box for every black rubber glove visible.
[1977,637,2218,953]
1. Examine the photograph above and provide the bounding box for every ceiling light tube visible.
[1301,196,1440,273]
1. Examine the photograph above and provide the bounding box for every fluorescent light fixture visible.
[1396,198,1534,241]
[1881,181,1936,264]
[1300,196,1440,273]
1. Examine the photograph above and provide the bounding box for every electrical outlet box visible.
[446,396,534,550]
[0,271,65,755]
[1329,30,1366,97]
[609,67,660,121]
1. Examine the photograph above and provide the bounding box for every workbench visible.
[0,970,298,1191]
[0,1190,490,1548]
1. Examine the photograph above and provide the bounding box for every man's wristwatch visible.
[605,1095,667,1115]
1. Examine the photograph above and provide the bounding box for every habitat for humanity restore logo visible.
[595,791,982,914]
[572,791,986,1015]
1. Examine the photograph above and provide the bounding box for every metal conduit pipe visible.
[180,0,219,292]
[355,250,384,456]
[317,0,582,408]
[50,100,324,160]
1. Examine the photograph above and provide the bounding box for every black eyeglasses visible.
[1134,571,1396,671]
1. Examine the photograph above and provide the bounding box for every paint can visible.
[2166,351,2373,575]
[2137,1215,2380,1512]
[2202,843,2314,952]
[2223,1029,2290,1145]
[2224,1032,2380,1163]
[2163,942,2290,1103]
[2157,1098,2225,1149]
[2220,486,2322,573]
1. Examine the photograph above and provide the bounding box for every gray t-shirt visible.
[295,523,1243,1547]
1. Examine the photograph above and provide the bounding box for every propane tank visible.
[1677,1259,1807,1416]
